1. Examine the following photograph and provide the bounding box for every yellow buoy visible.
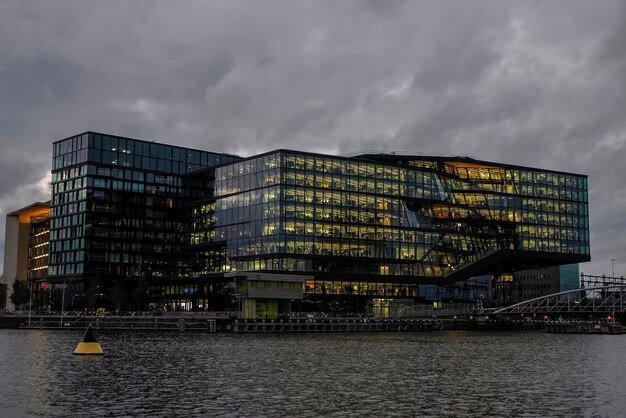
[73,324,104,355]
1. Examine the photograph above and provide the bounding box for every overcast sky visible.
[1,0,625,278]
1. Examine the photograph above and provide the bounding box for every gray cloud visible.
[0,154,46,201]
[0,0,625,276]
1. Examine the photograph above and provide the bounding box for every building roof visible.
[7,201,51,223]
[53,131,241,159]
[214,148,588,177]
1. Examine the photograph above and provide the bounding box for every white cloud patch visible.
[130,99,170,121]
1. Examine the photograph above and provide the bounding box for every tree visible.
[10,279,29,310]
[108,281,127,312]
[0,282,7,310]
[131,277,150,311]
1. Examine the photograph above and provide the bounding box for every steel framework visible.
[492,285,626,315]
[580,273,626,287]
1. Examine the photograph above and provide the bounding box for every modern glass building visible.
[213,151,589,304]
[46,132,590,314]
[49,132,238,309]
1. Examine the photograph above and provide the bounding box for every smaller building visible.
[493,264,580,305]
[2,202,51,310]
[229,272,308,319]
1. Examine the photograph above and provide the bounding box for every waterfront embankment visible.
[4,312,617,333]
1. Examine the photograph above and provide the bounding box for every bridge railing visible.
[492,285,626,315]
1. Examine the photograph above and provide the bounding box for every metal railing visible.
[492,285,626,315]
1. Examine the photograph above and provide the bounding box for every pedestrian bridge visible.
[491,285,626,315]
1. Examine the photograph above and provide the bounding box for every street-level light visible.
[611,258,616,279]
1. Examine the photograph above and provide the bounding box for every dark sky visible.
[1,0,625,277]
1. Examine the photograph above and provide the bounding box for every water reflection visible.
[0,330,624,417]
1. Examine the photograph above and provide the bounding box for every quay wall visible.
[1,314,622,334]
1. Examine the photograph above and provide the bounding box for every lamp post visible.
[28,281,33,327]
[60,281,66,327]
[611,258,616,279]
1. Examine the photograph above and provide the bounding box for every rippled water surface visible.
[1,329,625,417]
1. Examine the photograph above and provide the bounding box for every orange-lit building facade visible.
[2,202,50,310]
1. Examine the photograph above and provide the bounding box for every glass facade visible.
[47,133,590,311]
[214,151,590,285]
[183,167,232,278]
[49,132,238,283]
[559,263,581,292]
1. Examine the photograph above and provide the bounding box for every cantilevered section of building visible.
[213,150,589,283]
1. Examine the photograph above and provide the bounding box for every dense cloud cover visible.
[1,0,625,276]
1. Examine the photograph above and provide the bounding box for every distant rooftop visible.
[339,150,429,158]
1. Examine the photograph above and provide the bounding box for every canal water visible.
[1,330,624,417]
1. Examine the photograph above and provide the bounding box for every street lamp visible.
[28,281,33,327]
[611,258,616,279]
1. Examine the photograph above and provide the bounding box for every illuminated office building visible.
[42,132,590,315]
[211,150,589,316]
[2,202,50,310]
[49,132,238,309]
